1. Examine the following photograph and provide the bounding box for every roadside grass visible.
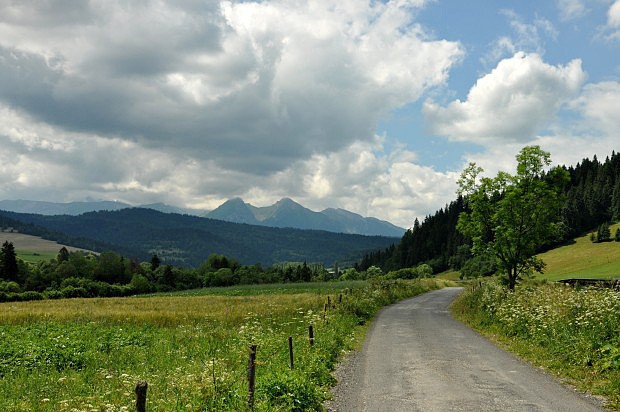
[0,277,452,411]
[451,281,620,410]
[536,223,620,281]
[436,270,461,281]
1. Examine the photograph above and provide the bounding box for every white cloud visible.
[0,0,463,176]
[556,0,588,21]
[606,0,620,40]
[0,0,467,225]
[240,137,459,228]
[609,0,620,27]
[423,52,586,144]
[452,80,620,184]
[570,80,620,134]
[483,10,558,68]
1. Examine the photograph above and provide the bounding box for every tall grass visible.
[452,281,620,409]
[0,278,451,411]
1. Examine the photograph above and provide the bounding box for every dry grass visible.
[0,293,326,326]
[0,232,88,253]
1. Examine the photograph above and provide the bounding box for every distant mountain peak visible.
[206,197,404,236]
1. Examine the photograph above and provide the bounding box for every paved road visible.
[326,287,605,412]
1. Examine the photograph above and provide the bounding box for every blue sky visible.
[0,0,618,228]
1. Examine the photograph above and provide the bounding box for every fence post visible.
[323,303,327,322]
[135,381,148,412]
[288,336,294,369]
[248,345,257,410]
[338,293,342,304]
[327,296,331,308]
[308,324,314,346]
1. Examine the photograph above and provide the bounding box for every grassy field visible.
[0,232,92,263]
[536,223,620,281]
[0,278,450,411]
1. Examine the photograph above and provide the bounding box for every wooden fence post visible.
[308,324,314,346]
[135,381,148,412]
[248,345,257,410]
[338,293,342,304]
[288,336,294,369]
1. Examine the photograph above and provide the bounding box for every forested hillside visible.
[360,151,620,273]
[0,208,398,267]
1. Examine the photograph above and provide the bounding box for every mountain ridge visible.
[0,208,399,267]
[206,197,404,236]
[1,198,405,237]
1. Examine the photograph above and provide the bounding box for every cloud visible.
[0,0,463,178]
[448,79,620,185]
[609,0,620,27]
[482,10,559,69]
[556,0,588,21]
[606,0,620,40]
[0,100,457,228]
[570,81,620,134]
[423,52,586,144]
[239,137,459,228]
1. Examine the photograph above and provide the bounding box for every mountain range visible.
[0,208,399,267]
[0,198,404,237]
[206,198,404,236]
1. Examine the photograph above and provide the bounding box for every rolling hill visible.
[0,208,399,267]
[536,223,620,281]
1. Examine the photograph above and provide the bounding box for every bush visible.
[460,255,497,279]
[43,289,64,300]
[60,286,89,299]
[0,281,21,293]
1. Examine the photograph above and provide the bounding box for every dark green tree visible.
[150,254,161,272]
[57,246,70,263]
[457,146,569,290]
[0,241,19,282]
[597,222,611,242]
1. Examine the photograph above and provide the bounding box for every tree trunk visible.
[508,267,517,290]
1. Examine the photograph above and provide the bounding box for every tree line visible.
[0,239,436,302]
[359,150,620,277]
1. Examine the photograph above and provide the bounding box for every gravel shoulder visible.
[325,287,606,412]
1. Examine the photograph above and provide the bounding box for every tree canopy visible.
[456,146,569,289]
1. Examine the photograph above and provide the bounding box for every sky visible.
[0,0,619,229]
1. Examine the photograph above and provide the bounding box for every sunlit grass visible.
[452,281,620,410]
[0,278,450,410]
[537,223,620,281]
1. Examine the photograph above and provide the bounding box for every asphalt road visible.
[326,287,606,412]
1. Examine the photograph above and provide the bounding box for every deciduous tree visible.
[457,146,568,290]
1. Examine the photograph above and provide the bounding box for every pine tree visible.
[0,241,19,281]
[597,222,611,242]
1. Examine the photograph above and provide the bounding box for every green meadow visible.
[0,278,451,411]
[536,223,620,281]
